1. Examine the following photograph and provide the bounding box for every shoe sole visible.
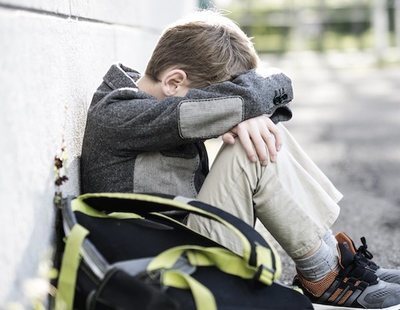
[313,303,400,310]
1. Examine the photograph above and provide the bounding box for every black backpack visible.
[54,193,313,310]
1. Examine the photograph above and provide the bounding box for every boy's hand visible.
[222,115,282,166]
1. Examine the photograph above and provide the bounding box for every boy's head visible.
[145,11,259,90]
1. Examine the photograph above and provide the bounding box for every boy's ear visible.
[160,69,189,97]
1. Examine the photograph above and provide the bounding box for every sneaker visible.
[337,232,400,285]
[294,242,400,309]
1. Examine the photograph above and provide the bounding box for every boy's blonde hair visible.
[145,11,259,88]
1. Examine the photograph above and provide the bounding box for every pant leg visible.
[187,124,341,259]
[278,124,343,204]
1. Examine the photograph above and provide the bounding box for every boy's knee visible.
[213,141,267,177]
[217,141,256,165]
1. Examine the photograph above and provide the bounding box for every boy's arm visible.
[89,70,293,153]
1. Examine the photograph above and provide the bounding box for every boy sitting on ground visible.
[81,11,400,309]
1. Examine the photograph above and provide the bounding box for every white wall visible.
[0,0,196,305]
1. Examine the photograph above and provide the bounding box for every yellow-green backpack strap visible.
[162,270,217,310]
[55,224,89,310]
[148,245,275,286]
[71,198,142,220]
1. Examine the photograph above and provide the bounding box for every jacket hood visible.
[103,63,141,90]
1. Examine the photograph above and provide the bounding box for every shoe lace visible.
[356,237,374,259]
[340,241,378,284]
[355,237,378,268]
[341,250,372,280]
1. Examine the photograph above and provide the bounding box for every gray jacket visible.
[81,64,293,197]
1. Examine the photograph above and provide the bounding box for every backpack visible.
[54,193,313,310]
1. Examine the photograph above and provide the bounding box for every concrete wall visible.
[0,0,196,305]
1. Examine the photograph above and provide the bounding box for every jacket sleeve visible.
[89,70,293,153]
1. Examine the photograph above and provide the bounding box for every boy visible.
[81,11,400,309]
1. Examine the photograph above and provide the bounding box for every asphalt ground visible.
[205,51,400,284]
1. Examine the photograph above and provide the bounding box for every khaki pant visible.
[187,124,342,259]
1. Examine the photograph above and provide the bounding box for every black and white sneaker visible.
[294,242,400,309]
[336,232,400,285]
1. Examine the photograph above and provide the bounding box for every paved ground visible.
[257,51,400,283]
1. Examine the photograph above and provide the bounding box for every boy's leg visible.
[187,124,400,309]
[188,123,341,258]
